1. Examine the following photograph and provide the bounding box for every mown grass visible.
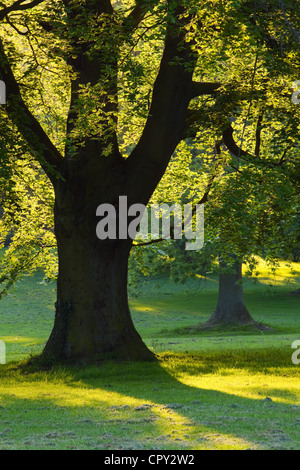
[0,260,299,450]
[0,350,299,450]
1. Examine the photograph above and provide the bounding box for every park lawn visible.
[0,259,299,450]
[0,351,299,450]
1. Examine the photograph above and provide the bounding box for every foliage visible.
[0,0,300,296]
[129,0,300,284]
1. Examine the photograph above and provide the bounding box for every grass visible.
[0,260,299,450]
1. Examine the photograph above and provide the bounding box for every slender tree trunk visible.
[205,258,255,326]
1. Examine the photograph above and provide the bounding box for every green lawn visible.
[0,261,299,450]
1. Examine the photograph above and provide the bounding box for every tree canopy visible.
[0,0,299,361]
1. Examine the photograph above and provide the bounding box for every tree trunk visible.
[1,1,198,364]
[42,158,155,363]
[205,258,255,326]
[290,288,300,296]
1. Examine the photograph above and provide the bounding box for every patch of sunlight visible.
[174,370,300,406]
[157,410,256,450]
[152,403,257,449]
[153,408,257,449]
[243,259,300,286]
[0,380,199,437]
[0,372,261,450]
[0,380,193,430]
[0,381,145,407]
[197,432,257,450]
[195,275,218,283]
[131,304,160,314]
[0,336,41,344]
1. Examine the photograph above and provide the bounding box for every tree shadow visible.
[67,356,300,450]
[0,356,299,450]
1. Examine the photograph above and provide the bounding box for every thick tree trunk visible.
[43,231,154,362]
[205,259,256,326]
[42,158,155,363]
[44,241,154,362]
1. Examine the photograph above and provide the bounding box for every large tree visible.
[0,0,299,361]
[0,0,207,361]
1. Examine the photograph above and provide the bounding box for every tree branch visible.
[132,235,166,247]
[123,0,159,32]
[128,5,198,178]
[0,39,64,182]
[0,0,45,20]
[223,125,287,168]
[222,126,247,158]
[278,0,300,44]
[255,112,264,157]
[190,81,222,100]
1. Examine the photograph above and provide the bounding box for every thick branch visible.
[223,126,247,158]
[0,39,64,181]
[128,7,198,179]
[183,83,222,139]
[123,0,159,32]
[63,1,120,161]
[190,81,222,100]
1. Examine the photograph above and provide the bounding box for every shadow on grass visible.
[0,352,298,450]
[71,355,300,450]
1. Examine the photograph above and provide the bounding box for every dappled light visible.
[0,0,299,452]
[0,354,299,450]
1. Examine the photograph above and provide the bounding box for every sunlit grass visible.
[243,258,300,286]
[172,366,300,405]
[0,259,299,449]
[0,350,299,450]
[1,336,40,344]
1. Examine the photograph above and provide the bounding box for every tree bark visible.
[43,236,153,361]
[205,258,256,326]
[43,157,155,362]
